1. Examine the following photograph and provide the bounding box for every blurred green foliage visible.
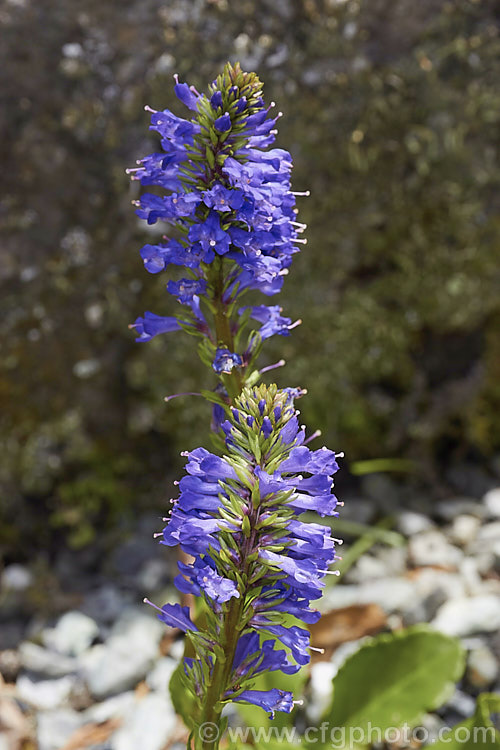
[1,0,499,558]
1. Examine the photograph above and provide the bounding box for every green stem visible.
[212,255,243,400]
[196,598,244,750]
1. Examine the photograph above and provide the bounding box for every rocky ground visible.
[1,484,499,750]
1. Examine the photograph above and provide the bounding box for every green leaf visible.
[169,661,198,730]
[322,626,465,744]
[431,693,500,750]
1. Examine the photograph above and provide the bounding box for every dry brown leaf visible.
[60,718,121,750]
[310,604,387,659]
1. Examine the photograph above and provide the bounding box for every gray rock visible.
[18,641,78,677]
[17,673,76,710]
[396,511,434,537]
[467,644,499,689]
[146,657,177,693]
[37,708,83,750]
[483,488,500,519]
[432,595,500,636]
[477,521,500,547]
[84,691,136,723]
[1,564,33,591]
[81,606,164,699]
[110,693,176,750]
[408,530,463,569]
[135,558,168,592]
[308,661,337,723]
[0,648,21,682]
[320,577,417,614]
[435,498,485,522]
[42,610,100,657]
[444,688,476,718]
[448,514,481,546]
[403,568,465,625]
[337,496,376,525]
[82,584,132,624]
[360,474,400,513]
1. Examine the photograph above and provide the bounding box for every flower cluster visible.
[146,384,340,723]
[128,63,306,389]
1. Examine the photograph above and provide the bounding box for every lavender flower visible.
[147,384,340,728]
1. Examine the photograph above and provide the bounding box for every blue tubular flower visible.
[149,384,341,725]
[129,312,181,342]
[212,348,243,374]
[129,62,307,389]
[232,689,294,719]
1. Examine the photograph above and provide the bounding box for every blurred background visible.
[1,1,500,745]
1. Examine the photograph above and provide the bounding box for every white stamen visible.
[292,237,308,244]
[331,537,343,545]
[319,569,341,576]
[291,190,310,197]
[144,105,157,113]
[153,532,163,539]
[309,646,325,654]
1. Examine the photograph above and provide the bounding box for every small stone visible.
[396,511,434,537]
[435,498,485,522]
[0,649,21,682]
[18,642,78,677]
[42,611,100,656]
[408,530,463,569]
[81,607,164,699]
[109,693,176,750]
[84,691,136,723]
[432,595,500,637]
[467,644,499,688]
[448,514,481,546]
[308,661,336,723]
[17,674,76,710]
[36,708,83,750]
[1,564,33,591]
[82,584,132,624]
[443,688,476,718]
[320,577,417,614]
[483,488,500,519]
[146,658,177,693]
[336,497,376,525]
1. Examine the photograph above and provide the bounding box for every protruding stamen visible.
[304,429,322,445]
[153,532,163,539]
[331,537,344,545]
[144,597,162,613]
[165,392,202,403]
[292,237,308,244]
[289,319,302,330]
[144,105,157,113]
[309,646,325,654]
[259,359,285,375]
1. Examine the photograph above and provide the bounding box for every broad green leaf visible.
[322,625,465,744]
[431,693,500,750]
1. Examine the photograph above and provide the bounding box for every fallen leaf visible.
[60,718,121,750]
[310,604,387,659]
